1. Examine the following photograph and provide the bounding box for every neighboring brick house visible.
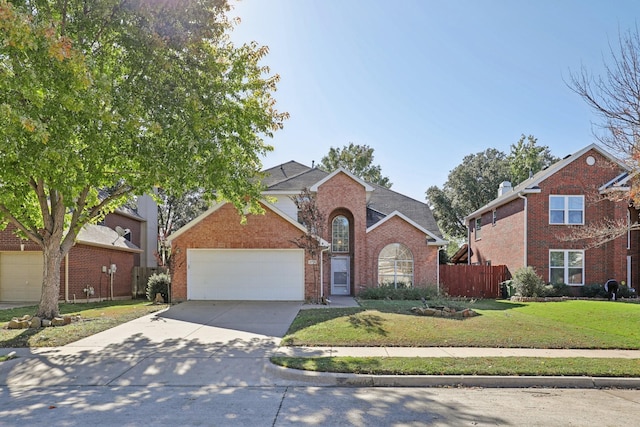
[169,162,446,301]
[465,143,638,293]
[0,195,158,302]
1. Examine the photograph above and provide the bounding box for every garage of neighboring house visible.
[0,251,43,302]
[187,248,305,300]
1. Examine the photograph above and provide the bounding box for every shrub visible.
[512,267,546,297]
[146,273,171,302]
[542,282,572,297]
[359,284,439,300]
[582,283,608,298]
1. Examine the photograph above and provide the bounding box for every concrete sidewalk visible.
[269,346,640,389]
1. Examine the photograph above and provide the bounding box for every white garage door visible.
[0,252,43,302]
[187,249,305,300]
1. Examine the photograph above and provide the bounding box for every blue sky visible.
[230,0,639,201]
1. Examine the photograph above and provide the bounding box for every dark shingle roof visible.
[261,161,442,238]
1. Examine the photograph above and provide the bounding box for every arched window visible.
[378,243,413,288]
[332,216,349,253]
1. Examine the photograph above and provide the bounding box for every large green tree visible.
[426,138,557,241]
[426,149,509,240]
[320,143,392,188]
[0,0,286,318]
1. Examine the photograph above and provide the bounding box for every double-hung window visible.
[549,250,584,285]
[549,195,584,225]
[475,218,482,240]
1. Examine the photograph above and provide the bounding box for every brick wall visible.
[365,215,439,290]
[315,172,368,295]
[0,225,40,251]
[469,148,633,289]
[171,202,315,301]
[526,149,628,286]
[1,222,136,302]
[63,245,135,300]
[469,197,526,274]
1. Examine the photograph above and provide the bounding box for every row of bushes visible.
[359,284,439,300]
[505,266,636,298]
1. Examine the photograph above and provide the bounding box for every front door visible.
[331,256,350,295]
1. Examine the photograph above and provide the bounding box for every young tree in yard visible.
[320,143,392,188]
[0,1,287,319]
[564,27,640,246]
[157,188,209,266]
[292,188,327,303]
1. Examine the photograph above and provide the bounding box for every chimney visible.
[498,181,512,197]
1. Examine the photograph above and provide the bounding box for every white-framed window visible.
[549,195,584,225]
[475,217,482,240]
[549,250,584,285]
[331,215,349,253]
[492,210,497,226]
[378,243,413,288]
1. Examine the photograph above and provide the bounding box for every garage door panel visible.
[187,249,304,301]
[0,252,43,302]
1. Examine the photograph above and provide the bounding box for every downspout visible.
[517,192,528,268]
[65,253,69,302]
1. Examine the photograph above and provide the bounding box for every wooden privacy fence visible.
[132,267,168,298]
[440,265,509,298]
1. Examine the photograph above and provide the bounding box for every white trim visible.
[366,210,447,245]
[549,249,585,286]
[309,167,375,193]
[549,195,585,225]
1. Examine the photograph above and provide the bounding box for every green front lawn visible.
[0,300,168,348]
[282,299,640,349]
[271,356,640,377]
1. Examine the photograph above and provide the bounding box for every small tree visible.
[291,188,326,303]
[512,266,546,297]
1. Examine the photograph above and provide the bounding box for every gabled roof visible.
[76,224,143,253]
[465,143,631,221]
[367,210,447,245]
[309,167,374,193]
[261,161,442,238]
[167,199,312,243]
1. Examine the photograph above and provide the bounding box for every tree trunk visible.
[36,240,64,319]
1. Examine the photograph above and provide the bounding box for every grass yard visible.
[0,300,168,348]
[271,356,640,377]
[278,299,640,376]
[282,299,640,349]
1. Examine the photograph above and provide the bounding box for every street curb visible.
[267,362,640,389]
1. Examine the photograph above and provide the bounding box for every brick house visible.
[169,162,446,301]
[0,195,158,302]
[465,143,638,293]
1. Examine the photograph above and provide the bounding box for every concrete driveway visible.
[0,301,304,388]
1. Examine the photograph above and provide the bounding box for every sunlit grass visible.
[282,299,640,349]
[0,300,168,348]
[271,356,640,377]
